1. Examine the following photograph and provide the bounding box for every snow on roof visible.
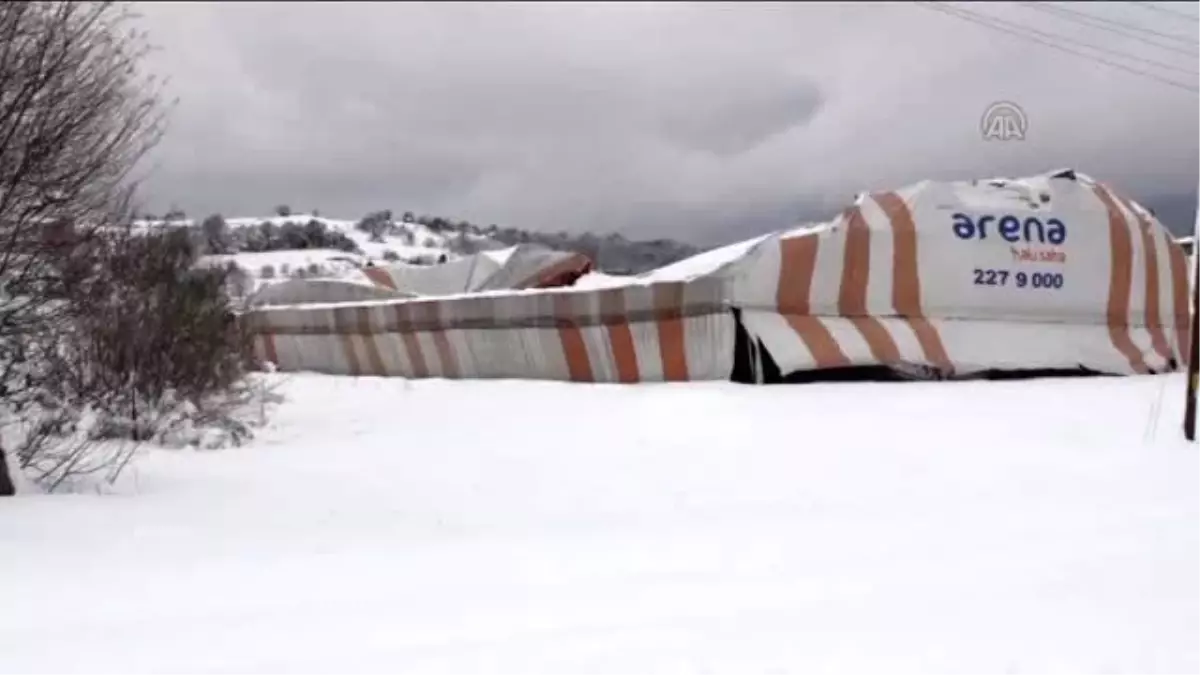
[480,245,518,266]
[643,233,773,282]
[571,271,639,290]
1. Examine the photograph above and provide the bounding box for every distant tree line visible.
[197,214,360,256]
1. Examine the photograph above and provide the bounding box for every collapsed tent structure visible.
[247,278,416,307]
[245,243,591,307]
[360,244,593,295]
[242,169,1192,382]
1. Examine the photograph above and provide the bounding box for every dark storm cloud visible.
[135,1,1199,244]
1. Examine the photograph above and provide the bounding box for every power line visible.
[930,2,1197,75]
[1123,1,1200,22]
[1016,1,1198,54]
[914,2,1199,94]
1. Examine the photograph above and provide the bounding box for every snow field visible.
[0,373,1196,673]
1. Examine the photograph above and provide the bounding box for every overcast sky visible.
[134,1,1199,246]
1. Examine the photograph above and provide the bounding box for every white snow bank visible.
[0,374,1195,673]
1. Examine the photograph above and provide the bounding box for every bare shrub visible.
[0,4,286,494]
[11,227,266,490]
[0,2,171,494]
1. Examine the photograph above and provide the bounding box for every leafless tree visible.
[0,1,168,495]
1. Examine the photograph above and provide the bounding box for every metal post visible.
[1185,191,1200,442]
[1185,246,1199,441]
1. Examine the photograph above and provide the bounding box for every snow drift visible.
[0,372,1195,672]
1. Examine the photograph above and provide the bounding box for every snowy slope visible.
[201,249,368,276]
[157,213,482,294]
[136,213,471,264]
[226,214,461,263]
[0,373,1196,673]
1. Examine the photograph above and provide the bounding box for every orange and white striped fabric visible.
[247,277,734,382]
[244,170,1191,382]
[730,172,1190,376]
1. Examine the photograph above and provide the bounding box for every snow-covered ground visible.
[1,373,1196,674]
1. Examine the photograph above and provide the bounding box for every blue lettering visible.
[998,215,1021,242]
[977,215,994,240]
[953,213,1067,245]
[1023,217,1045,244]
[1046,218,1066,245]
[952,213,974,239]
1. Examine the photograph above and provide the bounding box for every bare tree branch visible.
[0,1,167,494]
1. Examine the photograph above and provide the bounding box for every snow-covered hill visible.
[136,210,705,281]
[140,212,507,295]
[138,212,488,263]
[227,213,501,263]
[0,372,1195,672]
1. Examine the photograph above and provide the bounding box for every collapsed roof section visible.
[246,243,593,307]
[360,244,593,296]
[247,278,417,308]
